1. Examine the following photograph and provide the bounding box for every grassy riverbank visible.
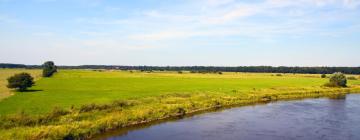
[0,69,360,139]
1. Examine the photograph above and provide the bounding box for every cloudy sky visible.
[1,0,360,66]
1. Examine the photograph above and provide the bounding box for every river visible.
[95,94,360,140]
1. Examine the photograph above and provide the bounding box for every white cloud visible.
[343,0,360,8]
[205,0,235,7]
[33,0,57,2]
[266,0,360,8]
[143,10,198,23]
[204,4,263,24]
[128,30,198,41]
[74,17,128,25]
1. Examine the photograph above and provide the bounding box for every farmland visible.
[2,69,360,115]
[0,69,360,139]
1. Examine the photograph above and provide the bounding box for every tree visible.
[325,72,347,87]
[42,61,57,77]
[321,74,326,78]
[7,73,35,91]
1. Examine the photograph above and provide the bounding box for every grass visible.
[0,69,42,100]
[2,69,357,115]
[1,69,360,139]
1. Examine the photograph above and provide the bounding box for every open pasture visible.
[1,69,360,115]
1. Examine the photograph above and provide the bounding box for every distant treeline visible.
[1,63,360,74]
[0,63,27,68]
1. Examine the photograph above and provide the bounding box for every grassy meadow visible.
[2,69,360,115]
[1,69,360,139]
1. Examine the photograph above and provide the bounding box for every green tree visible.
[326,72,347,87]
[7,73,35,91]
[42,61,57,77]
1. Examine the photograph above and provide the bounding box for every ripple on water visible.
[99,94,360,140]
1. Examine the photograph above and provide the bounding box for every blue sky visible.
[1,0,360,66]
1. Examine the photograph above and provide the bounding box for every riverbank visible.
[1,86,360,139]
[95,94,360,140]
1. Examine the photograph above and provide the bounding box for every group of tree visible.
[42,61,57,77]
[190,70,223,74]
[2,64,360,74]
[7,61,57,91]
[0,63,27,68]
[324,72,348,87]
[43,66,360,75]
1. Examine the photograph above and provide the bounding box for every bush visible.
[276,74,282,76]
[48,107,69,118]
[0,111,37,128]
[177,71,183,74]
[325,72,347,87]
[7,73,35,91]
[321,74,326,78]
[42,61,57,77]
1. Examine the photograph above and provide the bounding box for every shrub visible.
[48,107,70,118]
[177,71,183,74]
[325,72,347,87]
[7,73,35,91]
[79,103,98,113]
[218,71,223,75]
[0,111,37,128]
[78,100,135,113]
[321,74,327,78]
[42,61,57,77]
[176,107,186,116]
[276,74,282,76]
[112,100,131,107]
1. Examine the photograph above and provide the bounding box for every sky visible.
[0,0,360,66]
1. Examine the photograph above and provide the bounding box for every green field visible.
[0,70,326,115]
[1,69,360,139]
[1,69,360,115]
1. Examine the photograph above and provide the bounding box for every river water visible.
[96,94,360,140]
